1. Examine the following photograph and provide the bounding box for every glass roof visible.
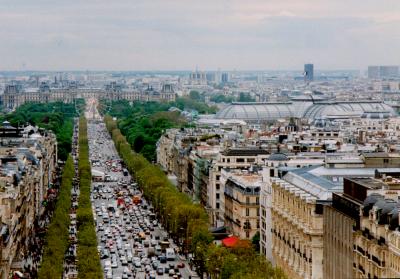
[215,101,396,121]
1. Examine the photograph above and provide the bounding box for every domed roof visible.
[363,193,384,216]
[379,199,398,224]
[382,199,397,215]
[389,207,399,230]
[215,101,396,121]
[303,101,396,119]
[374,199,389,211]
[215,102,310,121]
[361,111,392,119]
[268,153,288,161]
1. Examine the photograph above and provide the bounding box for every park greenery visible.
[0,101,84,161]
[99,100,188,162]
[77,116,103,279]
[98,91,219,162]
[238,92,256,102]
[104,115,286,279]
[210,94,235,103]
[38,156,74,279]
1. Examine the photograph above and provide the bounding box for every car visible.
[169,269,175,276]
[101,249,110,259]
[176,262,185,268]
[145,265,152,272]
[121,256,128,266]
[157,267,164,275]
[149,271,156,279]
[106,270,113,279]
[134,261,141,268]
[111,260,118,268]
[159,255,167,263]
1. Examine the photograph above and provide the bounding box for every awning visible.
[222,236,239,248]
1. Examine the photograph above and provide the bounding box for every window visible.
[246,208,250,216]
[256,197,259,205]
[216,175,220,181]
[270,169,275,177]
[247,158,255,163]
[246,197,250,204]
[216,183,220,190]
[257,208,260,217]
[216,202,220,209]
[384,159,389,164]
[257,220,260,228]
[246,231,250,238]
[227,158,230,163]
[237,158,245,163]
[216,193,220,200]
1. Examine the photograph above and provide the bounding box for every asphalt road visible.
[87,120,196,279]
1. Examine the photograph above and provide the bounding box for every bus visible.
[166,248,176,261]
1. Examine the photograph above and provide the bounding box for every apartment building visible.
[0,124,57,279]
[221,169,261,239]
[208,148,268,227]
[323,175,400,279]
[260,153,324,264]
[269,168,337,279]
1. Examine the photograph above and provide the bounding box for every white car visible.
[134,260,141,268]
[121,256,128,266]
[111,259,118,268]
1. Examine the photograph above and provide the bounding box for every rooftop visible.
[222,148,269,157]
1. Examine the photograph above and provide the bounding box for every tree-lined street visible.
[87,104,196,278]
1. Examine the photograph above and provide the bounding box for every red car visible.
[176,262,185,268]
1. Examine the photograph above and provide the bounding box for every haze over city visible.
[1,0,400,71]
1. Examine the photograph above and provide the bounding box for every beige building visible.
[2,82,176,111]
[270,168,341,279]
[221,169,261,239]
[0,124,57,279]
[208,148,268,227]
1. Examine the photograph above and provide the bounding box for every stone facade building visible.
[0,124,57,279]
[221,169,261,239]
[1,82,176,111]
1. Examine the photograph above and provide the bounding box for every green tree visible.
[238,92,255,102]
[252,231,261,252]
[189,90,202,100]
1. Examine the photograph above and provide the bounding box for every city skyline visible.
[1,0,400,71]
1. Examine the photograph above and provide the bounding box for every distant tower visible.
[304,64,314,82]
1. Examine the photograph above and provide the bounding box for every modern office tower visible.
[304,64,314,82]
[368,66,399,79]
[221,72,230,83]
[380,66,399,78]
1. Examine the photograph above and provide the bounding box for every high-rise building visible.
[304,64,314,82]
[380,66,399,78]
[221,72,230,83]
[368,65,399,79]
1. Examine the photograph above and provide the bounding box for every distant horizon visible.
[0,68,367,74]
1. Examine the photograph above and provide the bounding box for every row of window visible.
[221,157,256,163]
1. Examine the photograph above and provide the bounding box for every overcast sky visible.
[1,0,399,71]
